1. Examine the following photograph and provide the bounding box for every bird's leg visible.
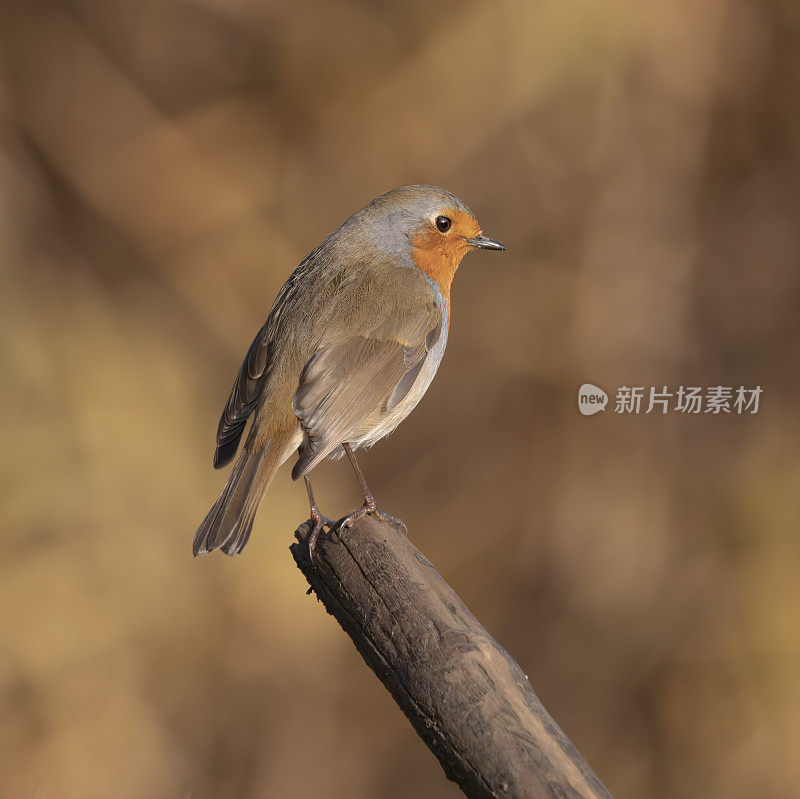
[339,443,407,532]
[304,475,333,561]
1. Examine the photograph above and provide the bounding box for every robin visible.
[193,185,505,558]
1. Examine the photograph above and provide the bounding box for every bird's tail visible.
[193,429,295,557]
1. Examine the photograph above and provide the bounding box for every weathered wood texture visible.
[290,515,613,799]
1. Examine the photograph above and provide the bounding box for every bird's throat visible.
[410,234,469,306]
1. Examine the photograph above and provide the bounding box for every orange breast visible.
[409,207,481,307]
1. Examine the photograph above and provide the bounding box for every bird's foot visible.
[372,508,407,534]
[338,499,407,535]
[307,508,334,564]
[337,444,407,535]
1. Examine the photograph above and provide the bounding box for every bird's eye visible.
[435,215,452,233]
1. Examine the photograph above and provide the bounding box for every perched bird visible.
[193,185,505,558]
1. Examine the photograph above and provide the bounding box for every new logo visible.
[578,384,608,416]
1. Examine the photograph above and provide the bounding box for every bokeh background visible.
[1,2,798,798]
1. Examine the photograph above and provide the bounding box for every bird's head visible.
[351,185,506,302]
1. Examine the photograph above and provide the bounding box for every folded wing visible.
[291,303,442,479]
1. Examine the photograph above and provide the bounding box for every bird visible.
[193,185,506,558]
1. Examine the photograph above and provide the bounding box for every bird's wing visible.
[291,299,443,479]
[212,251,319,469]
[213,320,273,468]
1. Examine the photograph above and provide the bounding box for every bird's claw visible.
[373,509,408,535]
[307,513,334,565]
[309,499,407,564]
[337,503,406,535]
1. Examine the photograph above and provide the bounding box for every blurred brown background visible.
[0,1,798,798]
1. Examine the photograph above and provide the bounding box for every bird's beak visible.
[467,234,506,251]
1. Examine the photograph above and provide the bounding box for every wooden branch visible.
[290,515,613,799]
